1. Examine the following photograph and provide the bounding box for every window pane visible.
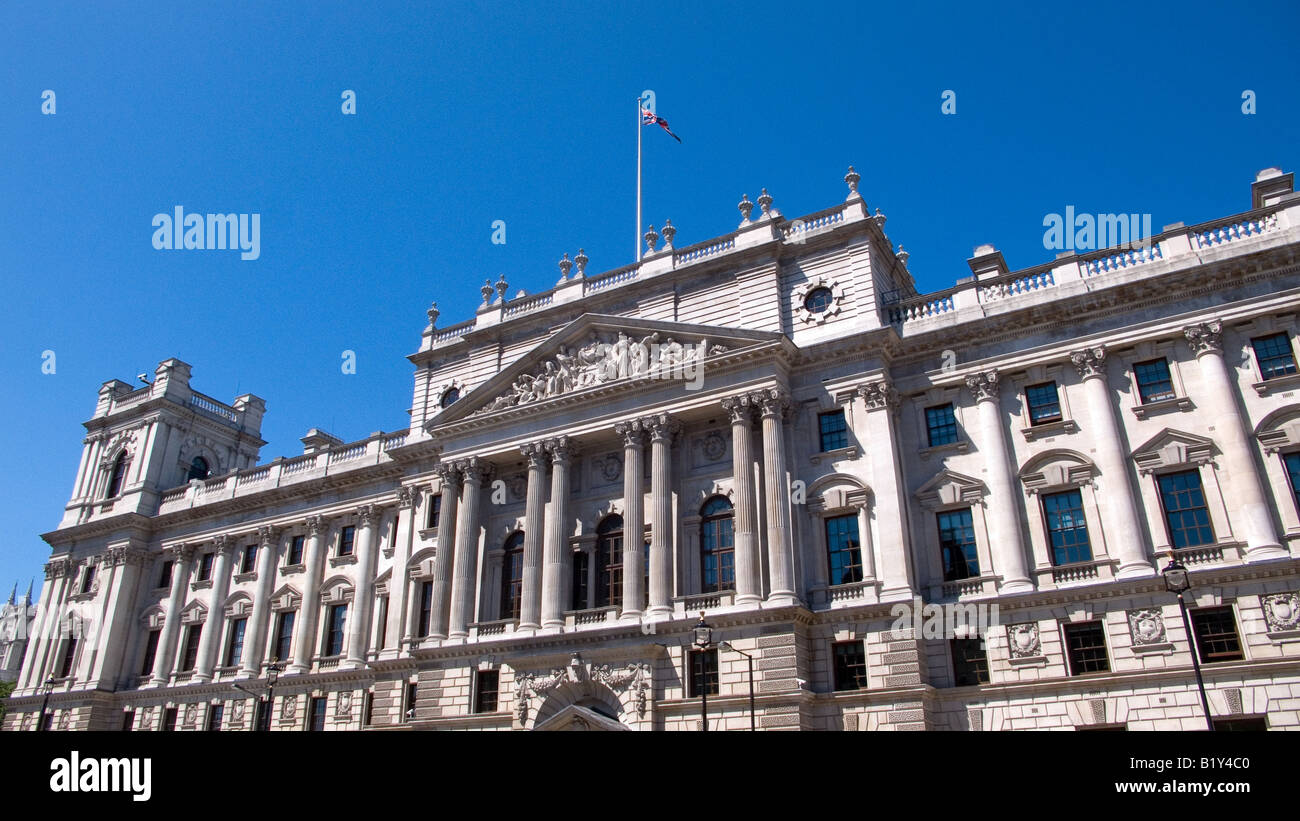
[1064,621,1109,675]
[1025,382,1062,425]
[1134,358,1176,404]
[474,671,500,713]
[950,638,989,686]
[937,509,979,581]
[499,533,524,620]
[818,410,848,451]
[273,612,294,662]
[1285,453,1300,514]
[1158,471,1215,548]
[689,649,719,697]
[700,498,735,594]
[289,535,305,565]
[141,630,160,676]
[1042,490,1092,565]
[926,404,958,447]
[825,514,863,586]
[596,516,623,607]
[339,526,355,556]
[1191,607,1243,663]
[225,618,246,667]
[1252,333,1297,380]
[832,641,867,691]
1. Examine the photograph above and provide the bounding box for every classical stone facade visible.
[7,166,1300,731]
[1,584,37,683]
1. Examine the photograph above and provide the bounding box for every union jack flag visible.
[641,108,681,143]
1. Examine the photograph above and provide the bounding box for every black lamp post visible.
[1163,560,1214,731]
[693,614,713,732]
[260,660,281,732]
[720,642,756,731]
[37,676,56,732]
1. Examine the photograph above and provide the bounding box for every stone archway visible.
[532,681,627,729]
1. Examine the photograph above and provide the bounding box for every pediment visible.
[1256,405,1300,453]
[1131,428,1216,474]
[915,469,987,510]
[428,313,788,428]
[532,703,630,732]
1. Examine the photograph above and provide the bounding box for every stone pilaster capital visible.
[258,524,282,547]
[355,504,381,527]
[856,380,899,411]
[304,514,325,537]
[520,441,549,468]
[397,485,419,509]
[614,419,647,448]
[721,393,758,424]
[44,557,73,580]
[456,456,494,484]
[210,533,237,559]
[642,412,683,444]
[965,369,1001,403]
[433,461,462,488]
[545,435,578,463]
[164,543,197,563]
[1069,346,1108,380]
[753,386,792,419]
[1183,320,1223,356]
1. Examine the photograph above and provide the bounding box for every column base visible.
[192,673,214,684]
[618,610,644,622]
[1245,543,1288,562]
[539,622,566,635]
[734,593,762,606]
[339,658,367,671]
[1115,561,1156,580]
[997,578,1034,594]
[762,594,801,608]
[285,663,309,675]
[646,606,673,618]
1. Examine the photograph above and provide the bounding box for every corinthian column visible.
[1183,322,1285,560]
[646,413,681,617]
[757,388,798,606]
[193,535,234,682]
[541,437,576,629]
[289,515,325,673]
[518,443,548,630]
[428,464,461,640]
[344,505,380,667]
[615,420,647,620]
[449,458,490,639]
[151,544,195,685]
[722,393,762,605]
[1069,346,1153,577]
[857,380,913,598]
[965,371,1033,593]
[383,486,419,655]
[241,525,281,675]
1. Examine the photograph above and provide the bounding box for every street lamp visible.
[37,676,56,732]
[1163,560,1214,731]
[720,642,756,731]
[260,660,282,733]
[693,613,713,732]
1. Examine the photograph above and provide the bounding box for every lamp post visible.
[1163,560,1214,731]
[720,642,756,731]
[693,614,713,732]
[260,660,281,733]
[37,676,56,732]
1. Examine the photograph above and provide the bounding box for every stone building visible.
[1,584,37,683]
[5,166,1300,731]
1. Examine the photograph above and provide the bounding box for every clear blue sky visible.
[2,0,1297,597]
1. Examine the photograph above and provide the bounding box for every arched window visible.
[187,456,210,482]
[499,531,525,621]
[441,387,460,408]
[700,496,735,593]
[804,286,834,314]
[595,515,624,608]
[106,452,128,499]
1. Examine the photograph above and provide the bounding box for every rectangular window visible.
[405,681,418,721]
[426,495,442,530]
[272,612,294,663]
[818,409,849,452]
[831,641,867,691]
[362,690,375,727]
[1252,332,1298,380]
[256,698,272,732]
[158,560,173,589]
[224,618,247,668]
[59,637,79,678]
[925,403,959,447]
[474,670,499,714]
[122,709,135,732]
[1064,621,1110,676]
[180,624,203,672]
[339,526,356,557]
[1042,489,1092,565]
[1158,470,1215,548]
[81,565,96,594]
[198,552,214,581]
[141,630,161,676]
[1025,381,1063,425]
[1285,452,1300,514]
[688,649,719,697]
[572,551,589,610]
[162,706,178,732]
[376,597,389,650]
[1190,607,1244,663]
[241,544,258,574]
[324,604,347,657]
[288,535,305,566]
[206,704,224,731]
[824,514,863,586]
[309,696,327,731]
[937,509,979,581]
[1213,716,1268,731]
[1134,358,1176,403]
[950,638,990,686]
[417,580,433,638]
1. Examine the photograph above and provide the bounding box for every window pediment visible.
[269,585,301,612]
[1131,428,1216,474]
[1256,405,1300,453]
[223,593,253,618]
[915,470,987,511]
[179,600,207,625]
[1019,450,1097,494]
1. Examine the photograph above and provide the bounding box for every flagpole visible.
[636,96,642,263]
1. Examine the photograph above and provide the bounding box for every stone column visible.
[87,544,148,689]
[722,393,762,605]
[857,381,913,597]
[449,458,490,639]
[151,544,195,685]
[1069,346,1154,577]
[541,436,576,629]
[383,486,419,654]
[965,370,1033,593]
[193,535,235,682]
[757,388,798,605]
[289,515,325,674]
[428,465,461,640]
[240,525,281,675]
[344,505,380,666]
[1184,321,1285,560]
[519,443,548,630]
[616,420,647,620]
[646,413,681,617]
[19,560,72,692]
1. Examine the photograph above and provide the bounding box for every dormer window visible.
[187,456,210,482]
[106,452,128,499]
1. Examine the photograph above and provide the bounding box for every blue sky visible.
[2,0,1298,596]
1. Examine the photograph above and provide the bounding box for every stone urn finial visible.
[481,279,494,305]
[427,301,440,327]
[845,165,861,199]
[644,224,659,254]
[897,245,909,266]
[574,248,588,277]
[661,219,676,250]
[738,193,754,225]
[558,252,572,281]
[495,273,509,302]
[757,188,773,217]
[872,207,887,230]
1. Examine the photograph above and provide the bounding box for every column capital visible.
[105,545,150,568]
[258,524,281,547]
[455,456,494,484]
[753,386,792,418]
[433,461,462,487]
[163,543,197,562]
[641,412,683,443]
[304,514,326,536]
[856,380,899,411]
[210,533,237,558]
[965,369,1001,403]
[545,435,578,463]
[397,485,419,509]
[1069,345,1108,380]
[721,392,758,424]
[614,419,647,448]
[44,557,73,579]
[355,504,380,527]
[1183,320,1223,356]
[520,441,549,467]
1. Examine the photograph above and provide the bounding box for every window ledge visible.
[1007,655,1048,668]
[1130,396,1193,419]
[810,445,859,466]
[418,527,440,540]
[330,555,358,567]
[1253,372,1300,396]
[233,572,257,583]
[1020,418,1078,441]
[281,563,305,576]
[1265,629,1300,644]
[191,579,213,591]
[67,591,95,603]
[1130,641,1175,655]
[918,440,970,460]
